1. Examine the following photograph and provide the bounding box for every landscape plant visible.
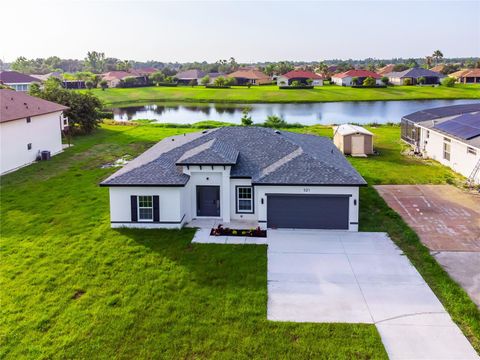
[200,75,210,86]
[442,77,456,87]
[85,80,94,90]
[362,77,376,87]
[263,115,287,128]
[403,78,412,86]
[351,77,359,86]
[418,76,426,85]
[149,71,165,85]
[99,80,108,91]
[240,106,253,126]
[381,76,389,86]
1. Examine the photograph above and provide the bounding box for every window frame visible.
[236,186,254,214]
[443,141,451,161]
[467,147,477,156]
[26,117,31,123]
[27,143,32,150]
[137,195,154,222]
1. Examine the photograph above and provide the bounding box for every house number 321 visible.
[303,188,310,192]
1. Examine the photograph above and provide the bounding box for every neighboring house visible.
[331,70,382,86]
[0,71,40,92]
[430,64,445,73]
[227,69,271,85]
[101,71,147,88]
[387,68,444,85]
[377,64,395,76]
[101,127,366,230]
[30,71,63,82]
[449,69,480,84]
[276,70,323,86]
[401,104,480,184]
[132,67,158,76]
[174,69,206,85]
[333,124,374,156]
[0,89,68,175]
[205,72,226,84]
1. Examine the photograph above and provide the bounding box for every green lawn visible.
[0,125,387,359]
[1,123,479,358]
[88,84,480,106]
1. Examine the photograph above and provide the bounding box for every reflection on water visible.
[112,99,479,125]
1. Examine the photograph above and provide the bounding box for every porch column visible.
[222,167,231,222]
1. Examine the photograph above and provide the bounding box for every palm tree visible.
[425,56,433,69]
[432,50,444,66]
[316,62,329,79]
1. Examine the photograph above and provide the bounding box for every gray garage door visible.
[267,194,350,229]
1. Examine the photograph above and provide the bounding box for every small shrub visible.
[442,77,455,87]
[403,78,412,86]
[418,76,426,85]
[263,115,287,128]
[362,77,376,87]
[381,76,389,86]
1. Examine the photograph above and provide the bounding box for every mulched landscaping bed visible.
[210,225,267,238]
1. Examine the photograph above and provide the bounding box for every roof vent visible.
[202,130,208,134]
[171,138,175,141]
[274,130,281,134]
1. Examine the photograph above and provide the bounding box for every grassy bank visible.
[1,123,479,358]
[87,84,480,106]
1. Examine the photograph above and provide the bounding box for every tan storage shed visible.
[333,124,374,156]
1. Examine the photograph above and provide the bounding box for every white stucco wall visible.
[0,111,64,175]
[108,186,185,228]
[419,127,480,183]
[183,165,231,222]
[255,185,360,231]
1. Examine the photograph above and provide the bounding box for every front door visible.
[196,186,220,217]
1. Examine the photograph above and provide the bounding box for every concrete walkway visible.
[267,230,478,360]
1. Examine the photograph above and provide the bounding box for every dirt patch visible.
[375,185,480,252]
[72,290,85,300]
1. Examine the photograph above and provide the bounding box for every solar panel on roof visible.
[403,104,480,122]
[435,113,480,140]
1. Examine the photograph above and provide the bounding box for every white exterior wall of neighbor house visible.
[4,82,32,92]
[182,165,231,223]
[418,126,480,184]
[0,111,64,175]
[332,76,350,86]
[276,76,323,86]
[108,186,185,228]
[255,185,360,231]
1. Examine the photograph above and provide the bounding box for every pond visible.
[111,99,480,125]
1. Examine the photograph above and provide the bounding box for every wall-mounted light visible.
[261,198,264,205]
[354,199,357,206]
[206,177,209,181]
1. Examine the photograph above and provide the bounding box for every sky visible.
[2,0,479,63]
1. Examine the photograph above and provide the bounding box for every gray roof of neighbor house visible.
[402,103,480,123]
[0,89,69,123]
[387,68,444,79]
[0,71,40,84]
[175,69,206,80]
[101,127,366,187]
[403,103,480,149]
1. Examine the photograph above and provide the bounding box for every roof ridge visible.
[257,147,303,179]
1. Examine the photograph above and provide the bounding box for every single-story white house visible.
[331,70,382,86]
[0,71,40,92]
[401,104,480,184]
[277,70,323,86]
[0,89,69,175]
[333,124,374,156]
[101,127,367,230]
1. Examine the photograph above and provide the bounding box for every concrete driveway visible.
[375,185,480,307]
[267,230,478,360]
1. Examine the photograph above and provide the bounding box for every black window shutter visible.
[130,196,138,222]
[153,196,160,222]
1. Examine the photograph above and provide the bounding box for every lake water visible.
[112,99,480,125]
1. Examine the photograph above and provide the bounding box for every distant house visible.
[101,71,148,88]
[401,104,480,184]
[132,67,158,76]
[277,70,323,86]
[174,70,206,85]
[386,68,444,85]
[227,69,271,85]
[0,89,68,175]
[333,124,374,156]
[331,70,382,86]
[449,69,480,84]
[206,72,226,84]
[430,64,445,73]
[0,71,40,92]
[377,64,395,76]
[30,72,63,82]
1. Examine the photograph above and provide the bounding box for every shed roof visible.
[334,124,373,136]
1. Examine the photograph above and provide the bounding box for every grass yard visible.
[0,125,387,359]
[1,122,479,358]
[88,84,480,106]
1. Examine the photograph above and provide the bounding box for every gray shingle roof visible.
[403,103,480,123]
[387,67,444,79]
[101,127,366,187]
